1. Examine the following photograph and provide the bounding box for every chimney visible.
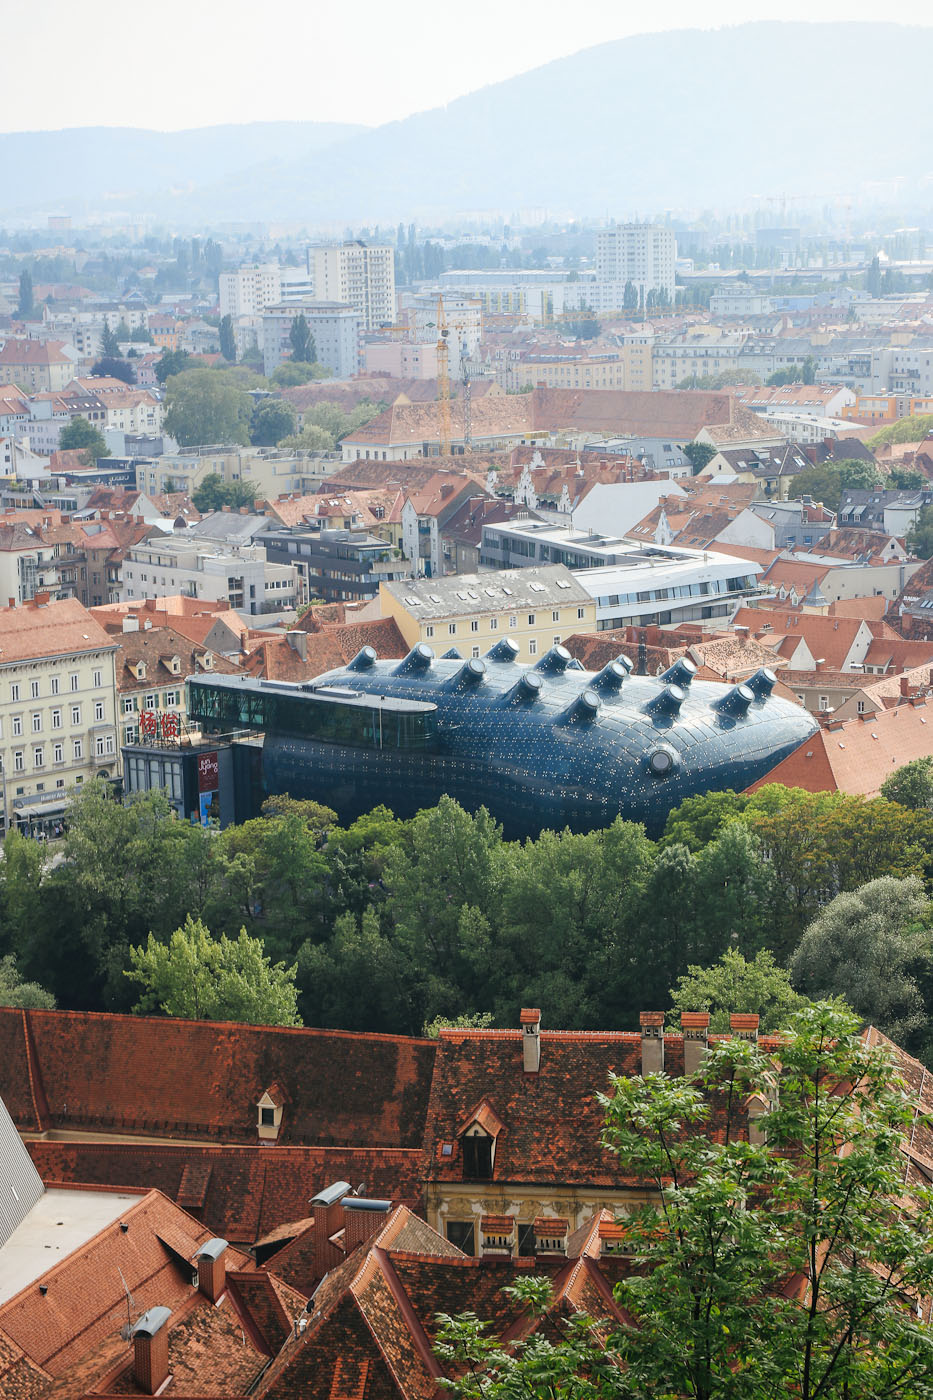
[520,1007,541,1073]
[122,615,140,633]
[730,1013,760,1043]
[640,1012,665,1074]
[680,1011,710,1076]
[34,590,50,606]
[342,1197,392,1254]
[131,1307,171,1395]
[309,1180,351,1276]
[479,1216,515,1258]
[532,1217,568,1258]
[7,598,14,609]
[900,677,912,697]
[286,630,307,661]
[195,1238,228,1303]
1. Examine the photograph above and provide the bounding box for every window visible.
[448,623,457,635]
[53,743,63,764]
[489,617,498,631]
[10,683,19,702]
[31,713,41,732]
[30,680,40,699]
[50,676,59,695]
[471,645,481,658]
[553,635,561,646]
[509,614,517,628]
[857,700,866,714]
[73,739,83,760]
[71,705,81,725]
[92,668,102,687]
[528,639,538,656]
[33,747,44,768]
[527,613,535,625]
[124,725,136,745]
[446,1220,475,1254]
[11,715,22,737]
[260,1106,275,1127]
[552,610,560,622]
[94,701,105,722]
[144,693,156,710]
[819,696,829,711]
[122,697,136,714]
[577,607,586,619]
[425,625,434,638]
[517,1222,537,1256]
[164,691,178,708]
[70,673,79,691]
[95,736,106,757]
[13,752,24,772]
[463,1134,493,1179]
[470,619,479,632]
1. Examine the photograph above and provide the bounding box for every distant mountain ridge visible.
[4,23,933,224]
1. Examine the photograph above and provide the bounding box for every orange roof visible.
[731,607,869,671]
[0,597,115,664]
[0,338,72,366]
[747,701,933,796]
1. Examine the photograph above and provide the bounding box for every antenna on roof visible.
[117,1267,138,1341]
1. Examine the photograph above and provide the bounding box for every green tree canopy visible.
[16,268,34,317]
[249,397,297,446]
[868,413,933,448]
[670,947,806,1032]
[163,369,251,447]
[127,915,301,1025]
[58,417,110,462]
[881,756,933,810]
[0,954,55,1009]
[907,503,933,558]
[91,355,135,384]
[218,314,236,363]
[191,473,257,513]
[288,314,315,365]
[99,322,121,357]
[683,441,716,475]
[154,348,192,383]
[270,361,330,387]
[888,465,926,490]
[279,423,337,452]
[790,875,933,1050]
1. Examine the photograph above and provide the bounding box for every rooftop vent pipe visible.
[393,642,434,675]
[745,667,777,699]
[504,671,543,705]
[346,646,377,671]
[591,660,627,695]
[644,684,686,718]
[712,683,755,718]
[660,657,697,688]
[485,637,521,662]
[534,644,572,674]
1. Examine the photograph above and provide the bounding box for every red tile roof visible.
[0,598,115,665]
[0,339,72,366]
[0,1008,436,1148]
[747,699,933,796]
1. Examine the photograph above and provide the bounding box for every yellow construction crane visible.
[435,294,452,457]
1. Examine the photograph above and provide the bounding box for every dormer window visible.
[257,1084,284,1141]
[458,1099,504,1180]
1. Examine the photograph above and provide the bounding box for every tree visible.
[270,361,330,387]
[17,268,34,317]
[0,954,55,1009]
[881,756,933,811]
[279,423,336,452]
[288,314,315,365]
[791,875,932,1050]
[832,457,883,491]
[868,414,933,449]
[440,1003,933,1400]
[867,253,883,298]
[59,417,110,463]
[423,1011,494,1036]
[99,322,121,357]
[91,356,136,384]
[888,466,926,490]
[789,463,845,512]
[191,473,257,513]
[219,314,236,363]
[250,398,297,446]
[155,348,192,383]
[163,369,251,447]
[907,504,933,559]
[670,947,805,1032]
[682,441,716,476]
[127,915,301,1025]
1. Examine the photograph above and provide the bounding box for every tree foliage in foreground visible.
[126,914,301,1025]
[437,1004,933,1400]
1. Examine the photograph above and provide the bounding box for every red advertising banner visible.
[197,751,219,793]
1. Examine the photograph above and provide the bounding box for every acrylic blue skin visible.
[258,643,818,839]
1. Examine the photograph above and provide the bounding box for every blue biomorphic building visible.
[186,640,817,839]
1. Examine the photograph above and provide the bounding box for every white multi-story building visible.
[307,242,396,331]
[120,537,300,615]
[0,595,120,835]
[218,264,283,319]
[595,225,677,308]
[402,291,484,357]
[261,302,362,378]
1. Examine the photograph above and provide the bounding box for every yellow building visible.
[379,564,596,663]
[0,595,120,835]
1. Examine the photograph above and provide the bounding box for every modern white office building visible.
[120,538,300,615]
[480,520,763,629]
[595,225,677,308]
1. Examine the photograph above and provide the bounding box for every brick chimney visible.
[309,1180,351,1276]
[342,1197,392,1254]
[730,1013,760,1043]
[195,1238,228,1303]
[131,1307,171,1395]
[34,590,50,606]
[520,1007,541,1073]
[681,1011,710,1076]
[640,1012,665,1074]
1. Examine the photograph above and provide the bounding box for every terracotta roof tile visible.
[747,699,933,796]
[0,598,115,666]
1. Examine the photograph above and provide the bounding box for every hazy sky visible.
[2,0,931,133]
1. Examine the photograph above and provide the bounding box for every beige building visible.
[0,595,120,834]
[308,241,396,331]
[379,564,596,662]
[0,339,75,393]
[135,446,341,499]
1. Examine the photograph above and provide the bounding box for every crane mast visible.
[435,294,452,458]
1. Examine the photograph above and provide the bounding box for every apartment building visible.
[595,224,677,306]
[0,595,120,834]
[0,339,75,393]
[218,263,282,319]
[308,241,396,331]
[379,564,596,661]
[403,291,483,356]
[134,445,339,499]
[120,536,300,614]
[261,301,362,377]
